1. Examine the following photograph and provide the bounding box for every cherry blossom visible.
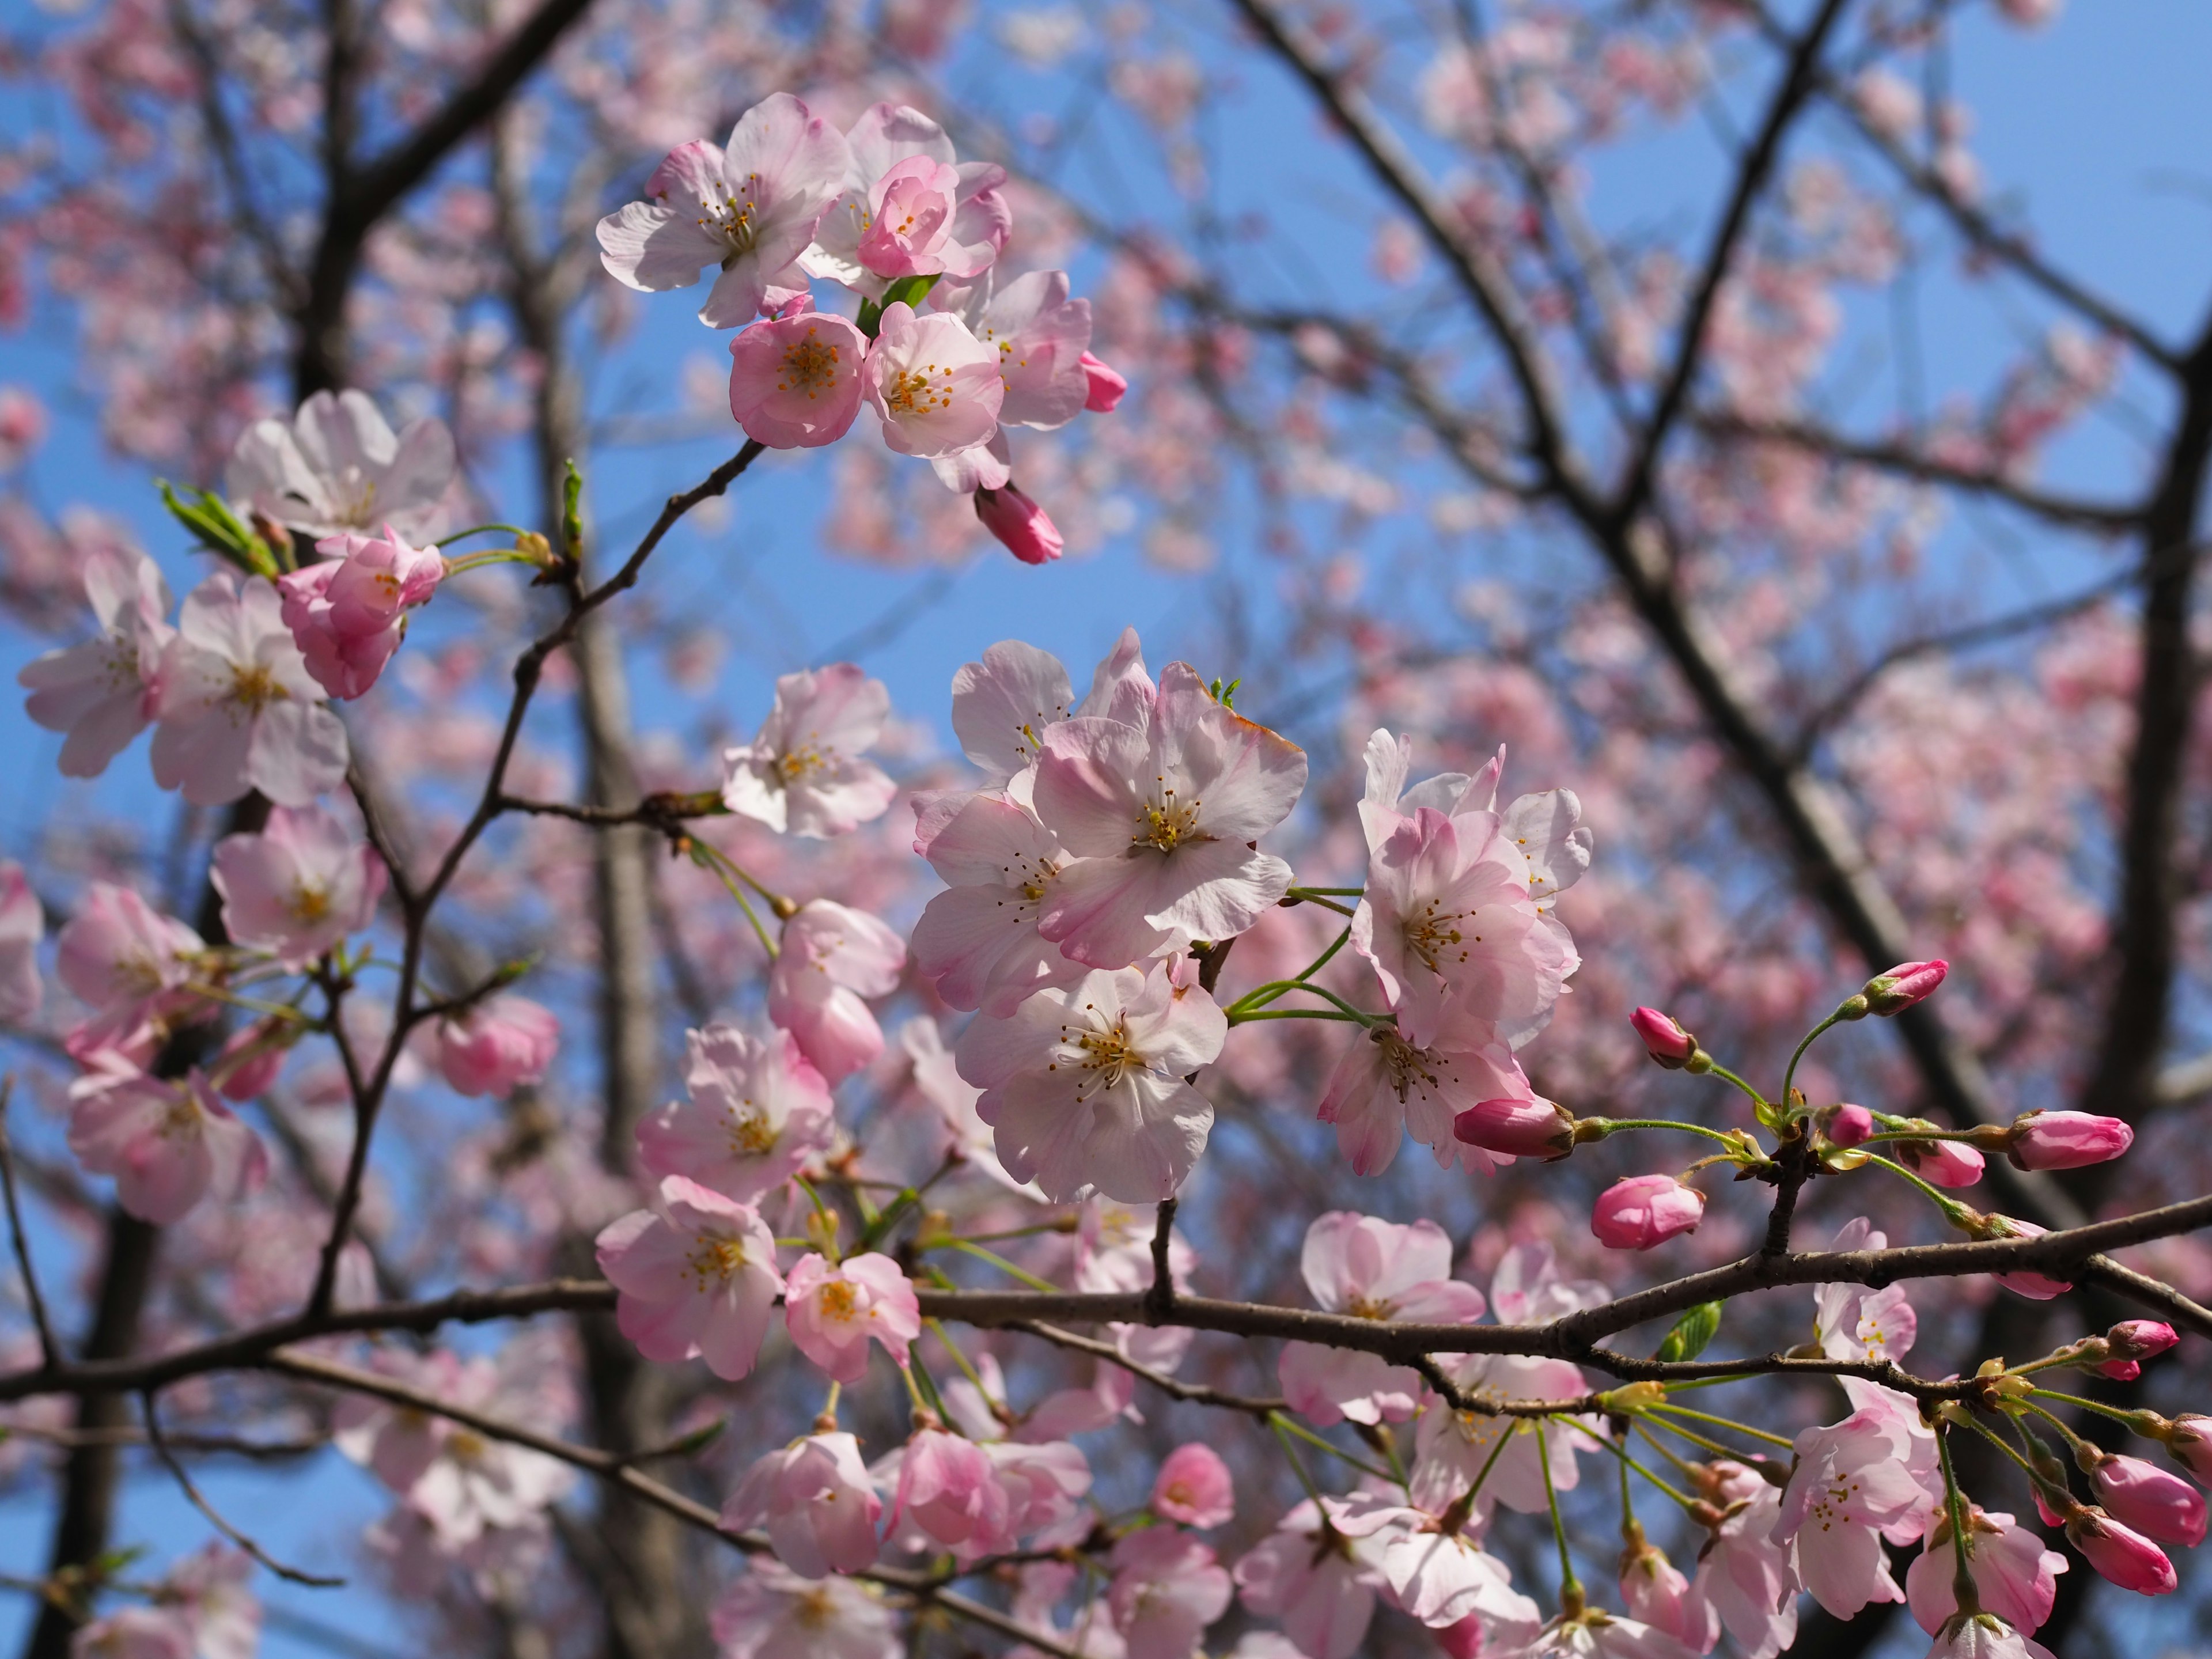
[2005,1109,2134,1170]
[69,1607,193,1659]
[1031,662,1307,968]
[860,301,1005,461]
[888,1426,1010,1555]
[1776,1381,1944,1617]
[1232,1497,1389,1659]
[1318,997,1537,1176]
[0,862,37,1026]
[1277,1211,1485,1426]
[727,306,869,449]
[1355,1497,1542,1637]
[1082,351,1128,412]
[947,630,1151,789]
[1924,1613,2058,1659]
[18,544,172,777]
[150,573,349,807]
[211,802,384,967]
[435,994,559,1097]
[2064,1507,2176,1594]
[1815,1218,1919,1364]
[782,1251,922,1382]
[54,884,206,1054]
[1152,1443,1233,1528]
[1108,1527,1232,1659]
[722,664,899,838]
[721,1431,883,1578]
[766,899,906,1082]
[801,104,1011,301]
[1904,1507,2067,1634]
[594,1175,783,1380]
[225,391,456,540]
[597,94,850,327]
[158,1543,262,1659]
[711,1560,901,1659]
[637,1022,834,1202]
[934,270,1094,431]
[1685,1461,1800,1659]
[66,1063,266,1224]
[1506,1611,1705,1658]
[910,791,1082,1016]
[2088,1453,2208,1546]
[1619,1533,1718,1651]
[955,958,1226,1202]
[899,1019,1028,1190]
[276,524,442,700]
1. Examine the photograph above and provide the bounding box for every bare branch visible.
[139,1391,344,1587]
[0,1080,59,1370]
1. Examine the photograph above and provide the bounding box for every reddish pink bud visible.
[1865,959,1947,1014]
[1629,1006,1698,1069]
[2006,1109,2134,1171]
[1826,1103,1874,1147]
[973,484,1065,566]
[2107,1321,2178,1361]
[2161,1415,2212,1487]
[1592,1173,1706,1251]
[1898,1137,1985,1188]
[2066,1507,2178,1595]
[2092,1455,2208,1547]
[2096,1358,2144,1382]
[1453,1096,1575,1159]
[2033,1489,2067,1529]
[213,1018,288,1103]
[1985,1215,2073,1301]
[1080,350,1128,413]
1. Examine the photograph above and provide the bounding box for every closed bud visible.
[1630,1006,1698,1069]
[2107,1321,2178,1361]
[1453,1096,1576,1159]
[973,484,1065,566]
[1591,1173,1706,1251]
[2065,1506,2178,1595]
[1824,1103,1874,1147]
[2160,1414,2212,1487]
[2005,1109,2134,1171]
[2090,1453,2208,1547]
[1864,958,1947,1014]
[1896,1135,1986,1188]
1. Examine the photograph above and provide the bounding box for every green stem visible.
[689,842,777,958]
[1646,1403,1793,1450]
[1267,1414,1395,1484]
[944,1239,1059,1293]
[433,522,532,546]
[1282,888,1357,917]
[1224,927,1353,1015]
[1781,1010,1844,1111]
[1536,1420,1583,1611]
[1703,1063,1770,1111]
[2025,1388,2145,1430]
[1268,1415,1329,1509]
[1859,1151,1977,1225]
[1584,1118,1756,1152]
[1225,1007,1375,1026]
[1937,1422,1979,1612]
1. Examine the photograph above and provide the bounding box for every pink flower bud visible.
[1592,1173,1707,1251]
[1898,1137,1984,1188]
[1151,1443,1234,1528]
[1864,958,1946,1014]
[2066,1507,2177,1595]
[436,994,559,1097]
[2006,1109,2134,1171]
[1827,1103,1874,1147]
[972,484,1064,566]
[2108,1321,2178,1360]
[2161,1414,2212,1487]
[2096,1358,2143,1382]
[1629,1006,1698,1069]
[1081,351,1128,413]
[1453,1096,1575,1159]
[213,1018,289,1103]
[2033,1489,2067,1529]
[1984,1215,2073,1301]
[2091,1454,2208,1547]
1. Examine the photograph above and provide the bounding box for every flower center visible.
[447,1429,489,1465]
[686,1233,749,1289]
[289,882,331,923]
[159,1090,204,1141]
[1376,1029,1442,1101]
[793,1588,836,1630]
[705,175,764,255]
[1053,1012,1145,1096]
[1403,899,1477,974]
[1344,1294,1397,1321]
[884,363,956,417]
[725,1103,777,1157]
[778,743,831,785]
[817,1280,859,1323]
[777,328,844,399]
[228,661,289,714]
[1134,789,1203,853]
[328,465,378,527]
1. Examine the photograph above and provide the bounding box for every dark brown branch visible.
[139,1392,344,1587]
[0,1081,58,1370]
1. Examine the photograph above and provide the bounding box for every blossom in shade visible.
[1277,1212,1486,1427]
[1685,1461,1799,1659]
[2165,1414,2212,1484]
[1413,1354,1596,1517]
[1865,959,1947,1014]
[1453,1094,1575,1159]
[1904,1508,2066,1634]
[0,862,38,1026]
[1109,1527,1233,1659]
[974,483,1064,564]
[1591,1173,1706,1250]
[1776,1381,1943,1617]
[156,1543,261,1659]
[1319,1000,1537,1176]
[1620,1535,1718,1650]
[2063,1507,2176,1594]
[727,308,868,448]
[1981,1215,2072,1300]
[955,958,1225,1202]
[721,1431,883,1578]
[2005,1109,2133,1171]
[801,103,1012,301]
[861,300,1005,459]
[2088,1453,2207,1546]
[782,1252,921,1382]
[2095,1319,2177,1378]
[1924,1613,2058,1659]
[435,995,558,1097]
[66,1065,267,1224]
[1896,1137,1985,1187]
[594,1175,783,1380]
[211,803,385,968]
[55,882,206,1051]
[638,1023,834,1202]
[900,1019,1029,1190]
[1152,1442,1234,1528]
[767,900,906,1082]
[275,525,444,700]
[1031,661,1306,967]
[910,792,1082,1016]
[150,573,349,807]
[18,544,173,777]
[710,1560,900,1659]
[596,94,850,327]
[226,390,455,540]
[1629,1006,1697,1067]
[1232,1497,1389,1659]
[1082,350,1128,411]
[985,1438,1091,1540]
[722,664,899,837]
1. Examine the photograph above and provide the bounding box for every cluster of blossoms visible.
[599,93,1126,566]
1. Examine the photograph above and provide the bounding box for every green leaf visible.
[562,459,585,558]
[1654,1301,1722,1363]
[159,482,278,577]
[658,1419,727,1459]
[907,1350,948,1419]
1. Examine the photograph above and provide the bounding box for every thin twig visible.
[0,1079,59,1369]
[139,1391,345,1587]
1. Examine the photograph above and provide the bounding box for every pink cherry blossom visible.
[1828,1103,1876,1147]
[1319,998,1537,1176]
[1413,1354,1596,1516]
[1512,1612,1706,1658]
[637,1023,834,1202]
[66,1064,267,1224]
[1278,1212,1485,1427]
[1983,1216,2073,1300]
[948,637,1078,783]
[213,1016,290,1103]
[1031,662,1306,967]
[1685,1461,1799,1659]
[856,156,971,279]
[55,882,206,1051]
[1897,1137,1986,1187]
[721,1431,883,1578]
[1816,1218,1919,1363]
[1232,1497,1389,1659]
[2006,1109,2133,1170]
[150,573,349,807]
[69,1606,194,1659]
[1925,1613,2058,1659]
[911,792,1082,1016]
[861,301,1005,460]
[936,269,1095,430]
[2162,1414,2212,1484]
[722,664,899,837]
[160,1543,261,1659]
[767,899,906,1081]
[955,958,1226,1202]
[802,104,1012,300]
[1355,1496,1542,1637]
[1629,1006,1697,1066]
[1108,1526,1232,1659]
[211,803,384,967]
[728,308,868,448]
[2089,1453,2207,1546]
[1776,1382,1944,1616]
[1452,1094,1576,1159]
[435,994,558,1097]
[711,1559,900,1659]
[985,1438,1092,1540]
[891,1427,1010,1555]
[1592,1173,1707,1249]
[0,861,41,1027]
[596,94,850,327]
[900,1019,1028,1190]
[782,1252,922,1382]
[1082,351,1128,412]
[1866,958,1948,1013]
[2064,1506,2176,1594]
[1905,1508,2066,1634]
[594,1175,783,1380]
[225,390,455,539]
[1620,1537,1718,1651]
[1152,1443,1234,1528]
[18,544,173,777]
[974,484,1065,565]
[276,524,442,700]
